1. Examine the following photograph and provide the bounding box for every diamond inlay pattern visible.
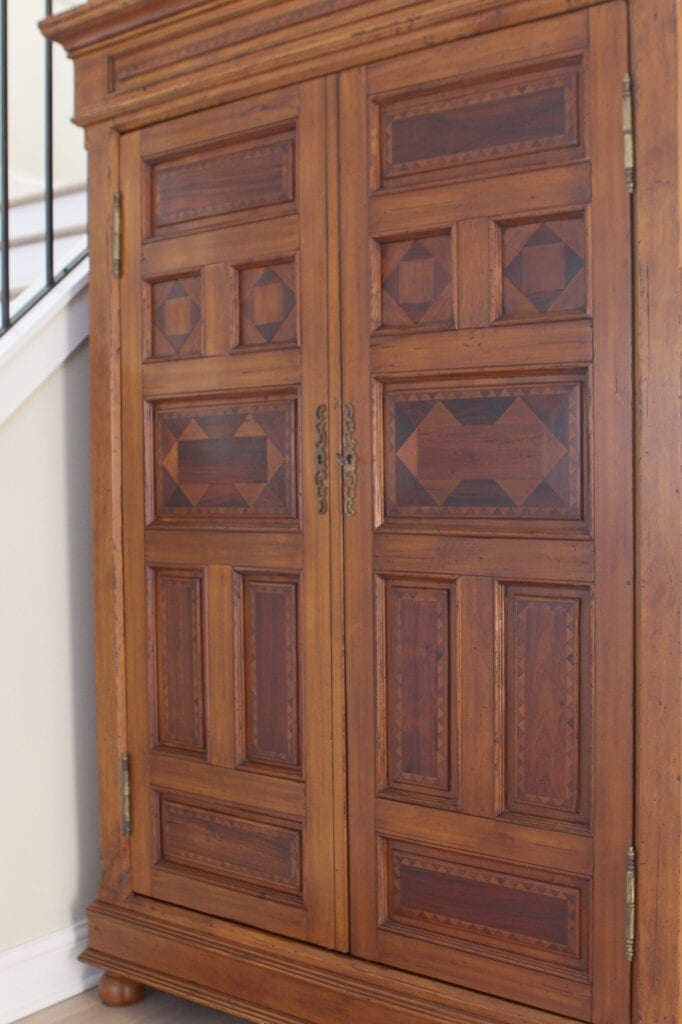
[502,216,586,318]
[154,398,296,520]
[239,261,297,348]
[152,275,203,359]
[385,382,582,520]
[380,235,452,328]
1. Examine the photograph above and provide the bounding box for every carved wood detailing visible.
[378,235,453,330]
[151,569,207,754]
[382,841,588,967]
[150,131,295,235]
[500,214,587,319]
[234,573,301,774]
[384,378,583,521]
[158,795,303,896]
[378,61,582,188]
[502,586,591,826]
[150,274,203,359]
[237,259,298,349]
[381,581,454,800]
[152,396,297,522]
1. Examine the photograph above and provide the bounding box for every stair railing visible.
[0,0,87,337]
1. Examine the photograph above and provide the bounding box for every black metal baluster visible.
[45,0,54,288]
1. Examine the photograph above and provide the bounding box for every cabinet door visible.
[340,5,632,1019]
[120,80,342,949]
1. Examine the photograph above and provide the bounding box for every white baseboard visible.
[0,921,101,1023]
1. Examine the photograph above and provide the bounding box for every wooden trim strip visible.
[44,0,612,129]
[83,899,587,1024]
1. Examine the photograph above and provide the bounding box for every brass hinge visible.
[622,73,635,194]
[121,753,131,837]
[112,190,122,277]
[626,844,636,961]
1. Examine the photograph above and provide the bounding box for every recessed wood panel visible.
[382,581,454,799]
[150,274,203,359]
[152,396,297,522]
[378,235,453,330]
[379,63,581,186]
[235,573,301,774]
[150,569,207,753]
[382,841,588,966]
[151,131,295,233]
[158,796,302,896]
[500,214,587,319]
[237,259,298,349]
[502,585,592,825]
[384,378,583,521]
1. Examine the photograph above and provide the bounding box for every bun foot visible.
[98,973,146,1007]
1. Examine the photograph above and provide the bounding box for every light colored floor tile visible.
[16,987,253,1024]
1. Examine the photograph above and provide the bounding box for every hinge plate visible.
[626,844,636,961]
[121,752,131,837]
[112,190,122,277]
[622,73,635,194]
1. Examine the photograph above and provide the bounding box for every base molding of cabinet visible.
[81,900,585,1024]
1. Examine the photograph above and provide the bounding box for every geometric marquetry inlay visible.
[380,66,581,185]
[153,397,297,520]
[151,275,203,359]
[239,260,297,348]
[152,569,206,754]
[159,796,302,896]
[152,134,295,233]
[384,582,453,799]
[382,840,587,967]
[503,586,591,826]
[501,215,587,318]
[385,380,582,520]
[236,574,301,774]
[380,236,452,329]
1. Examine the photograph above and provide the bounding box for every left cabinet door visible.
[119,79,340,949]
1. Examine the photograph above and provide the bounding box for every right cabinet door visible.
[340,5,633,1021]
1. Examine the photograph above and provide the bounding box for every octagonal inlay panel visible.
[151,275,203,359]
[501,215,587,319]
[379,235,453,330]
[153,396,297,522]
[384,379,583,521]
[238,260,298,349]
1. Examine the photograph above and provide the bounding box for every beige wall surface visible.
[9,0,86,198]
[0,342,99,951]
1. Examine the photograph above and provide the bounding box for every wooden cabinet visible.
[44,2,681,1023]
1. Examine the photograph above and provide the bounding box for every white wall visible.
[0,340,99,951]
[9,0,87,199]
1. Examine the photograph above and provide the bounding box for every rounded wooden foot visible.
[98,973,146,1007]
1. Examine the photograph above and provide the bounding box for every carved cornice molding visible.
[42,0,607,129]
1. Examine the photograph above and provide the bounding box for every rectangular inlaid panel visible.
[237,259,298,349]
[384,378,583,521]
[500,214,587,319]
[378,235,453,330]
[158,796,302,896]
[382,840,588,968]
[382,581,454,799]
[152,396,297,522]
[235,573,301,773]
[150,274,203,360]
[151,569,206,753]
[379,64,581,185]
[151,131,295,232]
[502,585,591,825]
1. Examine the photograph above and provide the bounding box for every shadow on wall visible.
[61,340,100,927]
